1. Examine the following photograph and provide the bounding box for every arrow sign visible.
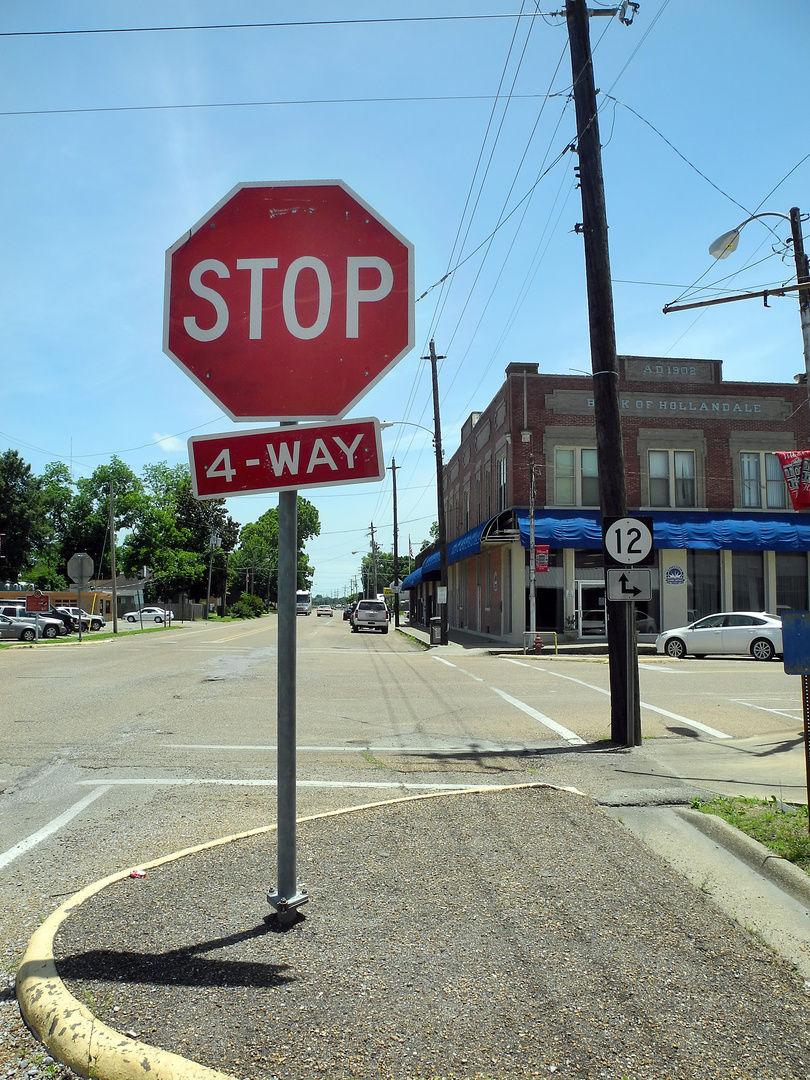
[606,569,652,602]
[618,573,641,597]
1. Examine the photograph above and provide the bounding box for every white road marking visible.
[163,743,524,754]
[430,654,484,681]
[75,778,484,791]
[732,699,803,720]
[490,687,586,745]
[501,657,731,739]
[0,786,110,871]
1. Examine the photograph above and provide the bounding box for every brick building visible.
[402,356,810,646]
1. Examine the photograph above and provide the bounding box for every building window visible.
[497,455,507,512]
[740,452,787,509]
[649,449,696,507]
[687,549,720,621]
[732,550,764,611]
[776,551,808,614]
[484,464,492,519]
[555,448,599,506]
[463,485,470,532]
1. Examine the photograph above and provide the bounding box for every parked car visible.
[43,607,75,634]
[655,612,783,661]
[351,599,389,634]
[57,606,106,632]
[0,613,49,642]
[343,602,357,622]
[316,605,333,617]
[581,609,606,635]
[122,606,175,624]
[0,604,66,638]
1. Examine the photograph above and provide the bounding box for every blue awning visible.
[516,509,810,551]
[401,519,493,590]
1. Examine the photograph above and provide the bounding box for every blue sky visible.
[2,1,809,596]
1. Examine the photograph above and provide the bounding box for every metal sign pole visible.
[803,675,810,838]
[267,483,308,923]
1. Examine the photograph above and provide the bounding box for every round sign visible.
[164,181,414,422]
[665,564,686,585]
[603,517,654,566]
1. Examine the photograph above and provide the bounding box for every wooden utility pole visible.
[369,522,379,598]
[109,478,118,633]
[427,339,449,645]
[390,458,401,627]
[566,0,640,745]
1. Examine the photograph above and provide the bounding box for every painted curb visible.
[17,782,578,1080]
[675,806,810,907]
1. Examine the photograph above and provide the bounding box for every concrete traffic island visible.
[16,784,810,1080]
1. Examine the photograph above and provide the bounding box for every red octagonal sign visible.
[163,181,414,421]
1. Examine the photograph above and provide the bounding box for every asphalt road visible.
[0,625,805,917]
[2,613,809,1075]
[1,614,806,862]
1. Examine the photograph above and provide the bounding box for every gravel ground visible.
[1,971,77,1080]
[51,786,810,1080]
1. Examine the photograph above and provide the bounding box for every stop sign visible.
[163,181,414,421]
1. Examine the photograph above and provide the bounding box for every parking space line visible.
[732,699,803,720]
[501,658,731,740]
[0,786,110,871]
[491,687,586,745]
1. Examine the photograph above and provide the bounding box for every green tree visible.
[60,457,143,580]
[230,497,320,604]
[420,521,439,552]
[358,548,408,597]
[28,462,77,589]
[0,450,45,581]
[121,463,239,599]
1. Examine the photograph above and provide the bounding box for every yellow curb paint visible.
[16,782,584,1080]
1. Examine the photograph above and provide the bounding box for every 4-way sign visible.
[163,181,414,422]
[188,418,384,499]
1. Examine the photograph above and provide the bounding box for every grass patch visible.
[691,794,810,874]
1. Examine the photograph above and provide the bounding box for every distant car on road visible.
[316,605,333,617]
[122,606,175,624]
[351,599,389,634]
[655,612,783,661]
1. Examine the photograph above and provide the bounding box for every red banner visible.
[775,451,810,510]
[535,545,550,572]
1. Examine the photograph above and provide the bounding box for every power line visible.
[0,14,563,39]
[0,92,556,120]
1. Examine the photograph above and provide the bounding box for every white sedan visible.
[123,606,175,624]
[655,612,783,661]
[316,605,333,617]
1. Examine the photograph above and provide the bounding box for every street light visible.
[380,420,435,441]
[709,207,810,387]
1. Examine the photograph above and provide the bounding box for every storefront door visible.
[577,581,606,637]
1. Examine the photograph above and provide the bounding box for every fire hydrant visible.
[534,635,544,653]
